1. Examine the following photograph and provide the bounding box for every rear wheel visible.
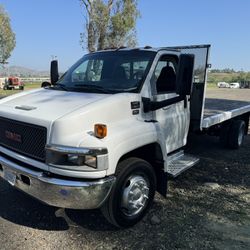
[228,120,245,149]
[101,157,156,228]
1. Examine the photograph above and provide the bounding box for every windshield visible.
[57,50,156,93]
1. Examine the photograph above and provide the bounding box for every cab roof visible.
[91,44,211,54]
[94,46,180,53]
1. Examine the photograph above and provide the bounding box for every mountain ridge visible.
[0,66,49,77]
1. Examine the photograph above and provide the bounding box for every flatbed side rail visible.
[202,104,250,128]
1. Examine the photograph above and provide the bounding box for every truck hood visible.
[0,88,142,148]
[0,89,110,123]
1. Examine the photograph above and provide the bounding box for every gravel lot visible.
[0,89,249,250]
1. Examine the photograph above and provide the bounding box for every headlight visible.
[47,151,97,169]
[45,145,108,171]
[67,154,97,168]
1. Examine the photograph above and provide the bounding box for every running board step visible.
[166,151,199,177]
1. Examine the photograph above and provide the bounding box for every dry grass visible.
[0,83,41,97]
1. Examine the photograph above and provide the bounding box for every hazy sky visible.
[1,0,250,71]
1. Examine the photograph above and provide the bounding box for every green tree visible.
[246,72,250,82]
[0,5,16,64]
[80,0,139,52]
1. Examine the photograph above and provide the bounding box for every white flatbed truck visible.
[0,45,249,227]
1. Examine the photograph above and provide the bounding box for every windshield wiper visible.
[74,84,138,93]
[73,84,113,94]
[110,87,138,93]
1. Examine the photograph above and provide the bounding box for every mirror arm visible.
[142,95,185,113]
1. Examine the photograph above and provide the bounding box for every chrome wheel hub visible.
[121,175,149,216]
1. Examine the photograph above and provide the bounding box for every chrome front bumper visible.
[0,155,116,209]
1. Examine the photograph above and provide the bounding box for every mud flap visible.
[155,167,168,197]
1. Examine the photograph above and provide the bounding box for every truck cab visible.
[0,45,249,228]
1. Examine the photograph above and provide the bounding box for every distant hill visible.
[0,66,49,77]
[208,71,250,85]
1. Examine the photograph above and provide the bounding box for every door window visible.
[152,56,178,94]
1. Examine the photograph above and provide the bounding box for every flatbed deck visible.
[202,89,250,128]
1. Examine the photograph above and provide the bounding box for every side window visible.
[152,56,178,94]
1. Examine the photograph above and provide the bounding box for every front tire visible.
[101,157,156,228]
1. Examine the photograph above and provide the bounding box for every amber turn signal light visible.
[94,124,107,139]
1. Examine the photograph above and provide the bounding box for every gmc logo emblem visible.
[5,130,22,143]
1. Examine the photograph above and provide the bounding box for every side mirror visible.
[176,54,195,96]
[50,60,59,85]
[41,81,51,88]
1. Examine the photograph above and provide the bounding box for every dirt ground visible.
[205,88,250,101]
[0,89,249,250]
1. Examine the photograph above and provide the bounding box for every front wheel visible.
[101,157,156,228]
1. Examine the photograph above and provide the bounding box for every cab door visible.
[167,45,211,131]
[152,53,190,154]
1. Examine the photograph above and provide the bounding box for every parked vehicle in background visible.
[229,82,240,89]
[0,77,6,89]
[240,81,250,88]
[217,82,229,88]
[3,77,24,90]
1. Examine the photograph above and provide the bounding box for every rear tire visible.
[101,157,156,228]
[228,120,245,149]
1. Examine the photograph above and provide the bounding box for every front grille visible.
[0,117,47,162]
